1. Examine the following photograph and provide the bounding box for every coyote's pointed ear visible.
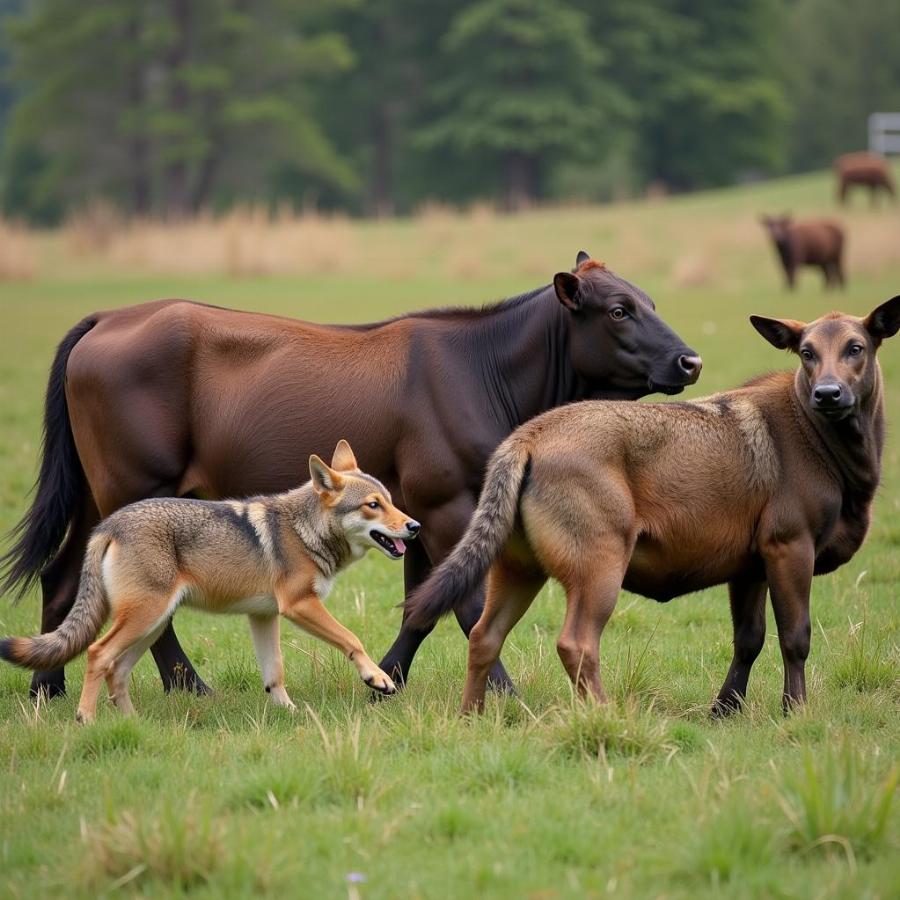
[331,439,358,472]
[554,271,582,310]
[750,315,806,351]
[576,250,591,267]
[309,454,343,494]
[863,295,900,345]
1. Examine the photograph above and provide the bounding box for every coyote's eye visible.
[366,501,380,510]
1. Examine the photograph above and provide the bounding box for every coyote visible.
[1,441,419,722]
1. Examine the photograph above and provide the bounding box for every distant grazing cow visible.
[760,215,845,291]
[834,152,895,206]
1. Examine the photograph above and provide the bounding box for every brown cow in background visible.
[834,152,896,206]
[760,215,845,291]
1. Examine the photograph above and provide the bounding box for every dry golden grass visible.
[0,218,37,280]
[6,165,900,287]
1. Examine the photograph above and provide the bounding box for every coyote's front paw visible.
[363,668,397,695]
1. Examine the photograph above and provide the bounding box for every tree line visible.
[0,0,897,224]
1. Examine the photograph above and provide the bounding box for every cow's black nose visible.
[813,383,843,404]
[406,521,421,535]
[678,354,703,382]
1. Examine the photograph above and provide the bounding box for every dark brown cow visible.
[760,215,845,291]
[1,253,702,700]
[834,151,896,206]
[405,297,899,715]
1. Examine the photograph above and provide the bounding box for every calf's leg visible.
[555,541,627,703]
[761,538,814,712]
[712,578,767,716]
[461,556,545,714]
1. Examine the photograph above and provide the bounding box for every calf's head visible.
[751,296,900,420]
[554,251,702,398]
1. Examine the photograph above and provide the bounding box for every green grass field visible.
[1,171,898,898]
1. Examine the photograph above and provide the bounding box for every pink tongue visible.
[393,539,406,554]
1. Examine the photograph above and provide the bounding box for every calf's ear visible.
[554,271,582,310]
[749,315,806,351]
[309,454,343,494]
[331,439,358,472]
[575,250,591,267]
[863,295,900,344]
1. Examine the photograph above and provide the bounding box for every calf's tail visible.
[403,437,531,630]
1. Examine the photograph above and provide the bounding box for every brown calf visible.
[760,215,845,291]
[405,296,900,715]
[834,151,896,206]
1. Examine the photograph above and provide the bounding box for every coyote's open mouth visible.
[371,530,406,558]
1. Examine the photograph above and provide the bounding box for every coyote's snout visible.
[1,440,419,723]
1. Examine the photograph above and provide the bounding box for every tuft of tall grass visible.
[79,796,224,891]
[306,708,387,806]
[548,698,674,763]
[678,801,777,888]
[228,764,322,811]
[74,717,145,760]
[611,625,662,704]
[215,652,261,694]
[830,615,896,694]
[774,743,899,862]
[450,739,549,793]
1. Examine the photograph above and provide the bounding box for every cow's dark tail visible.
[0,316,96,600]
[403,437,531,631]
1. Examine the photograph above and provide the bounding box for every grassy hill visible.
[0,168,898,897]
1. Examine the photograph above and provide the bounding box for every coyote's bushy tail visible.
[404,437,531,630]
[0,532,111,670]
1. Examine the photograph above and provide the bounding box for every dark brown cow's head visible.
[553,251,702,399]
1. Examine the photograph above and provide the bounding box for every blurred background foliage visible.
[0,0,897,224]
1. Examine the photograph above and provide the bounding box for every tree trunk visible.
[125,12,150,216]
[367,103,395,217]
[164,0,191,218]
[191,144,220,212]
[505,151,536,211]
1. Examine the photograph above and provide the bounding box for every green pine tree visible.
[416,0,627,209]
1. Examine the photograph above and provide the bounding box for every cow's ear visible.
[309,455,343,494]
[750,315,806,351]
[864,295,900,344]
[575,250,591,267]
[554,271,582,311]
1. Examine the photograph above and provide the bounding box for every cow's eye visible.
[848,344,863,357]
[800,348,814,361]
[609,306,628,321]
